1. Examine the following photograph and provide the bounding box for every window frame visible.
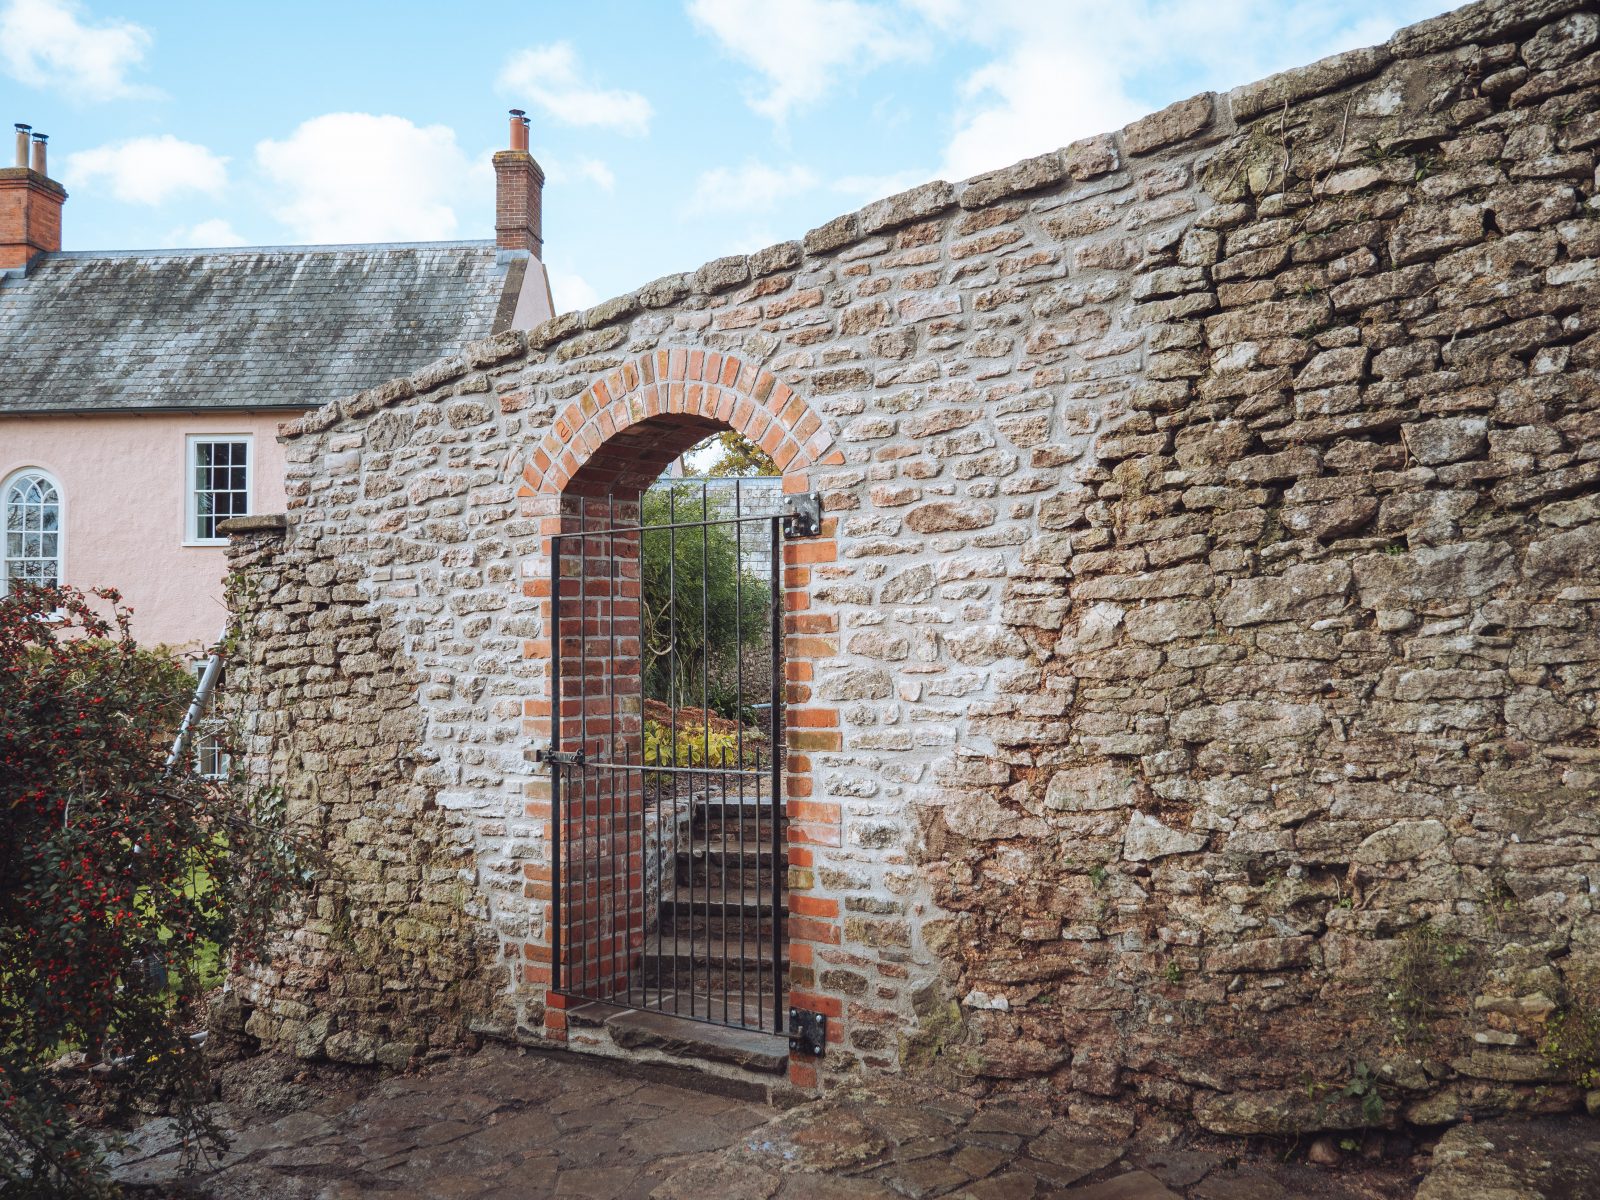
[184,434,253,547]
[2,465,65,596]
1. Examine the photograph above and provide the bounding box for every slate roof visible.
[0,242,516,413]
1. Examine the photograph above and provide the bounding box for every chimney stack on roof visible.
[493,109,544,258]
[1,121,66,272]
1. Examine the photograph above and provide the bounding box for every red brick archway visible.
[516,348,845,1086]
[522,348,834,496]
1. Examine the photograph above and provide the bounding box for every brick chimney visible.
[493,109,544,257]
[1,123,66,272]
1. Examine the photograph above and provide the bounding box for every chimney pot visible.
[508,109,529,153]
[30,133,46,177]
[14,123,30,168]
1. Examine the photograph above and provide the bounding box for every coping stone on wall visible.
[218,513,289,536]
[465,329,527,369]
[582,291,641,330]
[749,240,804,277]
[1388,0,1590,58]
[803,212,862,257]
[859,180,959,235]
[1122,92,1218,157]
[637,273,692,310]
[694,254,751,294]
[411,354,466,395]
[956,151,1068,210]
[526,311,581,350]
[1227,45,1392,124]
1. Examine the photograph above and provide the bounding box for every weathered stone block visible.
[1123,812,1206,861]
[1123,93,1216,156]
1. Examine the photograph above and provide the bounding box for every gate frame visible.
[516,348,845,1087]
[545,499,789,1033]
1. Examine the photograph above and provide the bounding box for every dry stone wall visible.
[227,0,1600,1133]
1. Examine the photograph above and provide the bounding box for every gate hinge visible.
[536,746,585,767]
[782,492,822,538]
[788,1008,827,1058]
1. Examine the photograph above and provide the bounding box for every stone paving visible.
[108,1047,1425,1199]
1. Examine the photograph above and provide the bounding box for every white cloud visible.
[689,162,816,215]
[941,41,1140,181]
[157,219,248,249]
[727,228,781,254]
[546,264,599,314]
[688,0,923,121]
[64,135,227,205]
[0,0,153,101]
[543,153,616,192]
[926,0,1446,182]
[255,113,479,244]
[573,157,615,191]
[831,168,931,204]
[169,218,247,248]
[497,42,653,136]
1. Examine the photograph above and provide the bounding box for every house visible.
[0,112,553,648]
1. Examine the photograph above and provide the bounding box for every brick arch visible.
[520,348,838,498]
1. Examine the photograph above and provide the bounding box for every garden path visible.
[105,1045,1514,1199]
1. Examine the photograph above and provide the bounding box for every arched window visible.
[3,469,63,594]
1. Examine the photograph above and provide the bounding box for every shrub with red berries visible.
[0,584,305,1196]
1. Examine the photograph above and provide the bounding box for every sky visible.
[3,0,1446,313]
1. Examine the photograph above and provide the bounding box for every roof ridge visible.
[42,240,497,260]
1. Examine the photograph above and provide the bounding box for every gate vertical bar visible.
[734,482,746,1024]
[582,521,595,998]
[769,514,783,1033]
[550,532,563,995]
[667,488,680,1018]
[700,481,711,1012]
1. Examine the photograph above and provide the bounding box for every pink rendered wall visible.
[1,411,301,650]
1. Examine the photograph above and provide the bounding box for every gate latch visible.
[788,1008,827,1058]
[536,746,585,767]
[782,492,822,538]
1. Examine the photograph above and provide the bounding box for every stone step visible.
[675,847,781,888]
[689,797,783,822]
[691,818,782,846]
[656,888,784,936]
[637,939,789,993]
[565,1000,788,1073]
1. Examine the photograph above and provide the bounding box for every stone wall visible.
[227,0,1600,1132]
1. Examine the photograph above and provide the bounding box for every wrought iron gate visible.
[544,484,818,1035]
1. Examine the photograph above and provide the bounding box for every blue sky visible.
[4,0,1444,311]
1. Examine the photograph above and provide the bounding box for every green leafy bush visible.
[0,584,306,1196]
[643,719,750,778]
[640,485,772,709]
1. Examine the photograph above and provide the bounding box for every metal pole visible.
[550,534,564,995]
[165,628,228,773]
[769,515,783,1033]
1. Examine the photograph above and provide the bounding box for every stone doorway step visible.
[568,1001,786,1073]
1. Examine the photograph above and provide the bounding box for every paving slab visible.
[95,1044,1542,1199]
